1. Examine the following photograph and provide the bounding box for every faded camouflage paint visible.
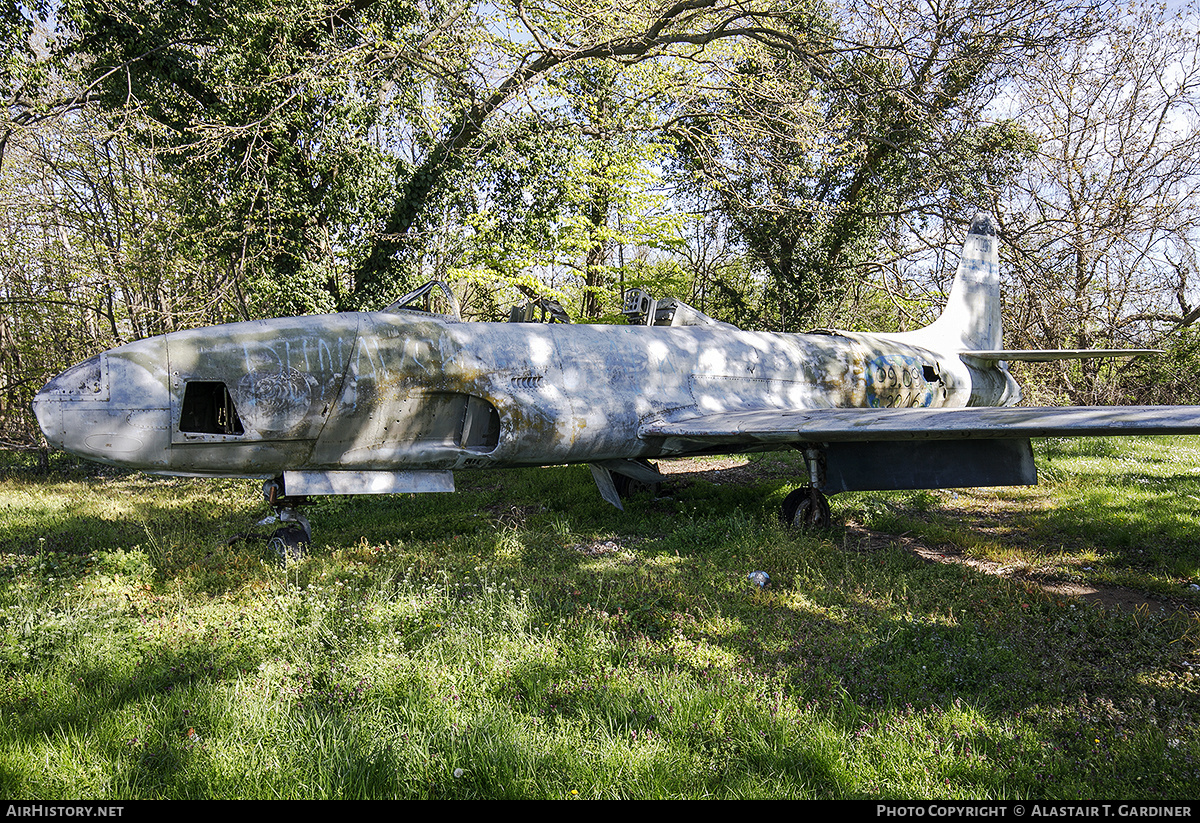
[33,307,990,478]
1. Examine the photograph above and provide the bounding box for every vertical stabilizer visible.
[921,213,1001,351]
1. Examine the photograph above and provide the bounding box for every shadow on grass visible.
[4,445,1200,796]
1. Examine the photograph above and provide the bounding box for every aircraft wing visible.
[961,349,1161,362]
[639,405,1200,447]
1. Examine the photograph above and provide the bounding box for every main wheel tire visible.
[781,488,832,530]
[613,460,662,499]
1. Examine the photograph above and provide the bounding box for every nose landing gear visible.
[262,477,311,563]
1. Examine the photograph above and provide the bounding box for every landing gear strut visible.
[780,447,833,530]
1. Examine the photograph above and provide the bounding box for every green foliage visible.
[0,1,51,100]
[1118,326,1200,406]
[62,0,402,315]
[667,1,1051,330]
[996,4,1200,403]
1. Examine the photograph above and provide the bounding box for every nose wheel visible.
[267,520,310,563]
[262,476,311,562]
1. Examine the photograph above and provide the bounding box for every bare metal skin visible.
[32,214,1200,522]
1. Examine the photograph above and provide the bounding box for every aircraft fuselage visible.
[32,310,1014,480]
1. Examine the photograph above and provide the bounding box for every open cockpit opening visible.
[508,297,571,324]
[384,281,462,319]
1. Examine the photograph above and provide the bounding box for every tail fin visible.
[921,213,1002,351]
[924,213,1160,363]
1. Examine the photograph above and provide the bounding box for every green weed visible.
[0,440,1198,798]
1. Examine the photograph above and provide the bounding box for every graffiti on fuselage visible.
[865,354,934,409]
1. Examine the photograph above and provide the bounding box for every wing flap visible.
[640,406,1200,445]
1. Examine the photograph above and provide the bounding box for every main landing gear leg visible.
[262,476,311,563]
[780,448,832,530]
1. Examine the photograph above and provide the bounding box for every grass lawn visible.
[0,437,1197,798]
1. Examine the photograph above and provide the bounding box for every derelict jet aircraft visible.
[32,213,1200,544]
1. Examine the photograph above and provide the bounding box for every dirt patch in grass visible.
[656,455,801,485]
[840,520,1192,615]
[658,456,1196,616]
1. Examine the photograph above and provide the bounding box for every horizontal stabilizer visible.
[961,349,1161,362]
[641,405,1200,446]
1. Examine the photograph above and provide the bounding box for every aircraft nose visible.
[33,344,171,467]
[31,388,60,447]
[33,355,107,449]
